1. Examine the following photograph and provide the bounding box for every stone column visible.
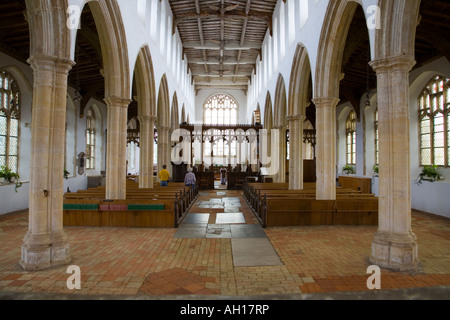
[20,54,74,271]
[312,97,340,200]
[105,96,131,200]
[157,126,171,176]
[138,115,156,188]
[274,125,287,183]
[369,56,420,272]
[288,115,305,190]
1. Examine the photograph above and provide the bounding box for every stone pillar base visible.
[370,231,421,274]
[19,233,71,271]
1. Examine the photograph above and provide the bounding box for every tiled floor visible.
[0,187,449,300]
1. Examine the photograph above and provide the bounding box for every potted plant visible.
[342,164,356,175]
[0,166,5,184]
[0,165,23,192]
[373,165,379,177]
[416,165,444,184]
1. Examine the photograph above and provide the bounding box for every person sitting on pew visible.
[159,165,170,187]
[184,167,196,188]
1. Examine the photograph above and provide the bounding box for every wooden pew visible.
[264,198,335,227]
[242,181,378,228]
[63,199,101,227]
[63,182,199,228]
[99,199,177,228]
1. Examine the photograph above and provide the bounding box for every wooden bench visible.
[242,182,378,228]
[63,199,101,227]
[259,197,378,227]
[99,199,177,228]
[63,183,199,228]
[264,198,335,227]
[64,198,180,228]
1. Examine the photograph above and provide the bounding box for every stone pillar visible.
[105,96,131,200]
[274,125,287,183]
[157,126,171,177]
[313,97,340,200]
[369,56,420,273]
[20,54,74,271]
[288,115,305,190]
[138,115,156,188]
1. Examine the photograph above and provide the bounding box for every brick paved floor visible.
[0,189,449,299]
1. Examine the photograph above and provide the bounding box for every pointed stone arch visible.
[288,44,312,118]
[315,0,360,100]
[261,92,274,175]
[181,104,186,124]
[157,74,171,128]
[373,0,420,60]
[273,74,287,183]
[86,0,131,100]
[26,0,71,59]
[156,74,171,174]
[134,45,157,118]
[274,74,287,128]
[171,92,180,130]
[313,0,363,200]
[263,92,273,130]
[134,45,157,188]
[288,44,313,189]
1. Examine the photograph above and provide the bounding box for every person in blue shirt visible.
[184,167,196,187]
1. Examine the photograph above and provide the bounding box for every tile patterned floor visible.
[0,188,449,299]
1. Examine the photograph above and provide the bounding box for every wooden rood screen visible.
[63,181,198,228]
[243,181,378,228]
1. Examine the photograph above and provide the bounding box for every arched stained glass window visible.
[0,70,20,172]
[85,107,96,169]
[203,94,238,125]
[419,75,449,167]
[346,110,357,165]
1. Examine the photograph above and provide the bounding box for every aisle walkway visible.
[0,187,449,299]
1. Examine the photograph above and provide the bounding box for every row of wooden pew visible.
[243,181,378,228]
[63,180,198,228]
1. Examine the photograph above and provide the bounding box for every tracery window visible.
[418,75,450,167]
[85,107,96,169]
[346,110,357,165]
[0,70,20,172]
[203,94,238,125]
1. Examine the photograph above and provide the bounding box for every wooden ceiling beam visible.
[174,10,272,32]
[183,40,261,50]
[189,57,255,65]
[194,73,252,79]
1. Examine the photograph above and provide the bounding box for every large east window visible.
[346,110,357,165]
[203,94,238,125]
[418,75,449,167]
[85,107,96,169]
[0,70,20,172]
[203,94,238,160]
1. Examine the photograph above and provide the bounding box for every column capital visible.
[312,97,340,108]
[369,55,416,74]
[157,126,171,132]
[27,54,75,74]
[287,115,306,122]
[272,125,287,131]
[104,96,132,108]
[137,115,157,123]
